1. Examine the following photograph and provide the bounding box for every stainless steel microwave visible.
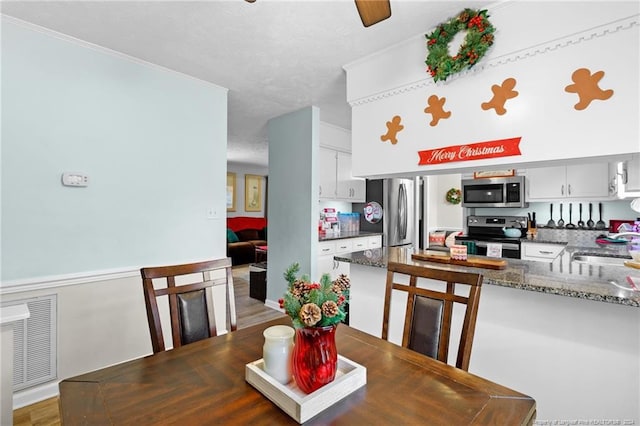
[461,176,528,208]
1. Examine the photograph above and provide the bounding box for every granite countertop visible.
[334,246,639,307]
[319,231,383,242]
[520,239,568,245]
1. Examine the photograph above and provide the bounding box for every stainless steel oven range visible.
[455,215,528,259]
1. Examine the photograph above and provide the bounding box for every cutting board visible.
[624,260,640,270]
[411,253,507,270]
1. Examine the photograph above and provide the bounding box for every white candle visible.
[263,325,294,384]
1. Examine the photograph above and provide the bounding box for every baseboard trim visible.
[13,381,60,409]
[264,298,284,312]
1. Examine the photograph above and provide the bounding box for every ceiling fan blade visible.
[354,0,391,27]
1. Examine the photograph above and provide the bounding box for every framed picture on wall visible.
[226,172,236,212]
[473,169,515,179]
[245,174,262,212]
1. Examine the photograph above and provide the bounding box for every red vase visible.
[291,325,338,394]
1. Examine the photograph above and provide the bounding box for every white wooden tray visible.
[245,355,367,423]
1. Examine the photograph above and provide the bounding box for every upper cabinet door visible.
[319,147,337,199]
[619,154,640,196]
[566,163,610,198]
[336,152,365,201]
[527,166,566,199]
[527,163,611,201]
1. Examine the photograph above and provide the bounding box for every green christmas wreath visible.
[446,188,462,205]
[425,8,495,82]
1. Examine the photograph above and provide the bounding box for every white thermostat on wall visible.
[61,172,89,187]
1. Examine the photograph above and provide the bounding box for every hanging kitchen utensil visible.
[557,203,565,228]
[587,203,595,229]
[577,203,585,229]
[595,202,606,230]
[566,203,576,229]
[546,204,556,228]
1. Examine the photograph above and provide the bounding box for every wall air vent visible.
[2,295,57,391]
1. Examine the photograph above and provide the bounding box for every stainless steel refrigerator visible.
[354,178,415,247]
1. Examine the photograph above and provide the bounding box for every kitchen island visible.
[336,247,639,423]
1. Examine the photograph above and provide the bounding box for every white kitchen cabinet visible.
[319,147,337,199]
[367,235,382,248]
[520,242,565,262]
[319,148,365,202]
[526,163,611,200]
[350,237,368,252]
[318,235,382,280]
[317,239,351,280]
[336,152,366,201]
[614,154,640,198]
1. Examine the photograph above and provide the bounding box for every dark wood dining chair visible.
[382,261,483,371]
[140,258,237,354]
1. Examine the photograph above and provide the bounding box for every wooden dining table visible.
[59,316,536,425]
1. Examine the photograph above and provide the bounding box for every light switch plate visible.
[61,172,89,187]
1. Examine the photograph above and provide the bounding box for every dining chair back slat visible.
[140,258,237,353]
[382,261,483,371]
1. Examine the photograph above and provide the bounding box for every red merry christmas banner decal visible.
[418,137,522,165]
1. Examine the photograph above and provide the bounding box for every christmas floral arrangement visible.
[425,8,495,82]
[279,263,350,329]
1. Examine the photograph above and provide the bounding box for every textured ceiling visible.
[1,0,494,167]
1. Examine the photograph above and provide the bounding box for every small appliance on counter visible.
[609,219,637,233]
[319,208,340,236]
[455,215,528,259]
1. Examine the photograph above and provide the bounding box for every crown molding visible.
[349,15,639,107]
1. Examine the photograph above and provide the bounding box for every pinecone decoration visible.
[333,274,351,292]
[481,34,494,45]
[322,301,339,318]
[291,279,308,298]
[299,303,322,326]
[458,11,470,23]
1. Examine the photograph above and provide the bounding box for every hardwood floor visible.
[12,264,283,425]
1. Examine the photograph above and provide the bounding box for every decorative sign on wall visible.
[473,169,515,179]
[481,77,519,115]
[424,95,451,126]
[363,201,383,224]
[417,137,522,166]
[564,68,614,110]
[380,115,404,144]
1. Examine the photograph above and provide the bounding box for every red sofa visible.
[226,217,267,265]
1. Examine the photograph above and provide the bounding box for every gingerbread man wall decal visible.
[564,68,614,110]
[380,115,404,145]
[481,77,519,115]
[424,95,451,126]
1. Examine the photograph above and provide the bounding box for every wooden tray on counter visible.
[624,260,640,270]
[411,253,507,270]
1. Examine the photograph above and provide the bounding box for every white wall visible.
[267,106,320,304]
[1,18,229,407]
[1,18,228,282]
[346,2,639,178]
[426,174,463,231]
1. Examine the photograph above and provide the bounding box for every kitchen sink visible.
[571,254,631,266]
